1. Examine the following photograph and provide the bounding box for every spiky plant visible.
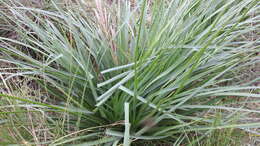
[0,0,259,145]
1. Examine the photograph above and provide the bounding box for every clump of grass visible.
[0,79,56,145]
[0,0,259,145]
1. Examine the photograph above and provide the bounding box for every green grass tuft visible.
[0,0,259,145]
